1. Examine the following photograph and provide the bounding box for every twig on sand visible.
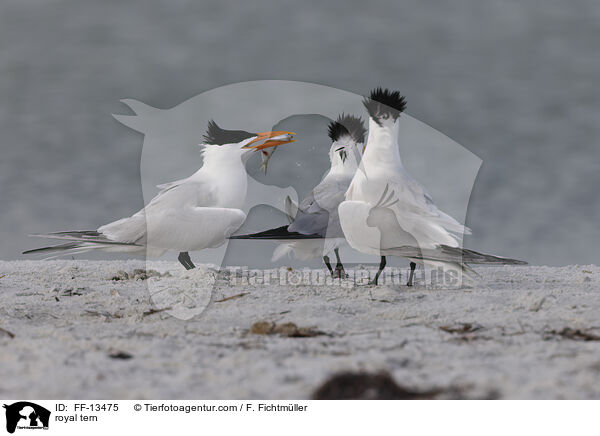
[530,296,547,312]
[439,323,482,334]
[84,310,121,319]
[368,290,391,303]
[142,307,172,317]
[61,288,85,296]
[0,327,15,338]
[250,321,328,337]
[547,327,600,342]
[0,274,5,279]
[215,292,249,303]
[109,351,133,360]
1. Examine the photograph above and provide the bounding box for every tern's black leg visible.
[323,255,334,277]
[333,248,347,278]
[369,256,386,285]
[183,252,196,270]
[178,251,195,270]
[407,262,416,286]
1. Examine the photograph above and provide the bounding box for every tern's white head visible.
[326,114,366,174]
[361,88,407,166]
[201,120,295,166]
[363,87,407,128]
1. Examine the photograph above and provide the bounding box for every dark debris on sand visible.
[546,327,600,342]
[108,351,134,360]
[311,371,497,400]
[312,372,443,400]
[439,323,492,343]
[439,323,483,334]
[111,269,171,281]
[0,327,15,339]
[250,321,327,338]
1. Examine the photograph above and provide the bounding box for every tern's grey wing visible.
[288,176,350,237]
[288,208,330,236]
[311,175,353,211]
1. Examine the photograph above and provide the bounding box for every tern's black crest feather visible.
[327,114,367,144]
[203,120,256,145]
[362,88,407,125]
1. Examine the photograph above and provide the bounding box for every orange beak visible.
[243,131,296,150]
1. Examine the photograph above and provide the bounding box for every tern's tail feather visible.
[23,242,86,255]
[28,230,109,243]
[390,245,527,266]
[23,230,142,258]
[229,225,323,240]
[441,245,527,265]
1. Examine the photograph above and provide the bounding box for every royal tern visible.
[24,121,296,269]
[338,88,526,285]
[230,114,366,277]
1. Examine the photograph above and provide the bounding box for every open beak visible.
[243,131,296,150]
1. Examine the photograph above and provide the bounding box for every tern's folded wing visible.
[146,206,246,251]
[99,180,219,245]
[338,200,419,255]
[395,174,470,236]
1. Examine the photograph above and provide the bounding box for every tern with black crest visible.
[24,121,296,270]
[231,114,366,278]
[339,88,526,285]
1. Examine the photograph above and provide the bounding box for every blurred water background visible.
[2,0,599,266]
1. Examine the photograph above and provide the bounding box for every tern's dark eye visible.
[338,149,347,163]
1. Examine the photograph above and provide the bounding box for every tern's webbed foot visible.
[334,264,348,279]
[331,248,349,279]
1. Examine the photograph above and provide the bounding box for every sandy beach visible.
[1,260,598,399]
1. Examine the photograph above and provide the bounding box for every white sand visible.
[0,260,599,399]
